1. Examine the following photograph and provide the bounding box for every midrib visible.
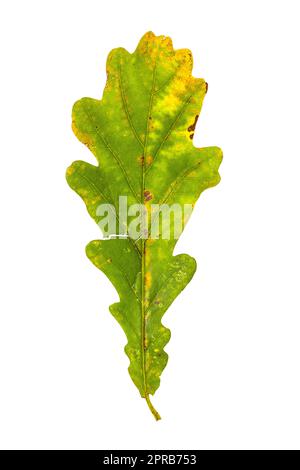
[140,58,161,420]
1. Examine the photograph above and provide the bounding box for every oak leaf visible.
[66,32,222,419]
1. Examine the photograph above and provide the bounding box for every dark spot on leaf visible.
[144,190,153,201]
[189,133,194,140]
[107,258,112,263]
[205,82,208,93]
[187,115,199,133]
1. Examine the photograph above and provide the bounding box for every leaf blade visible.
[67,32,222,419]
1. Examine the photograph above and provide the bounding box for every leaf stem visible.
[145,394,161,421]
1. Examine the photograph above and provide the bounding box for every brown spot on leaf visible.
[205,82,208,93]
[188,115,199,133]
[189,133,194,140]
[144,190,153,201]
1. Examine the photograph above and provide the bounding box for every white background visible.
[0,0,300,450]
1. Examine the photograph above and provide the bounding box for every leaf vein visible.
[118,64,144,148]
[145,94,193,173]
[84,108,140,203]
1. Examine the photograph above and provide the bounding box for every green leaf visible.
[66,32,222,420]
